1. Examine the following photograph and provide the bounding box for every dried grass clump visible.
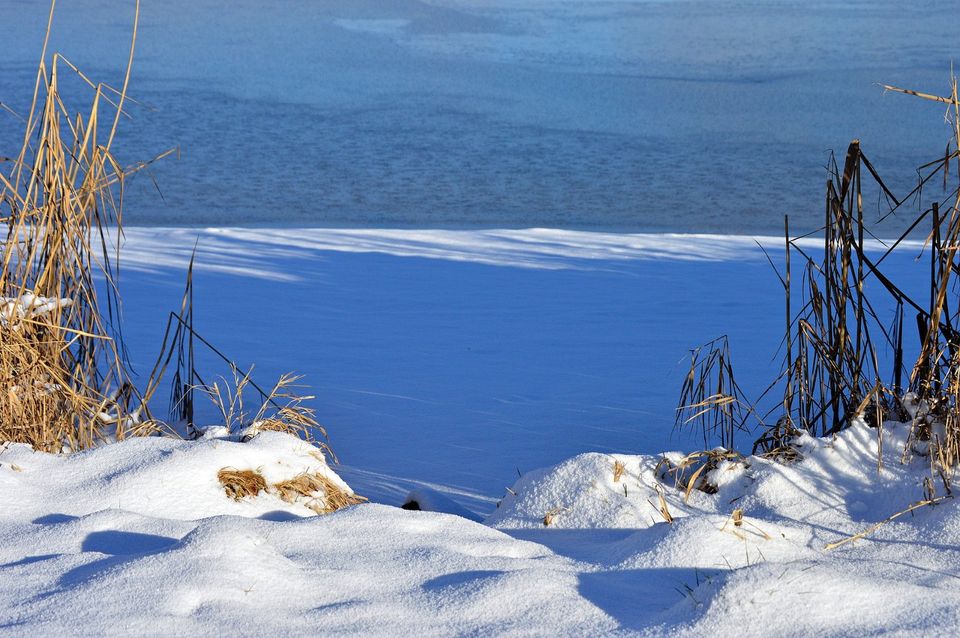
[218,466,365,514]
[612,459,626,482]
[146,253,334,457]
[196,368,334,460]
[2,4,336,467]
[218,467,268,500]
[273,472,366,514]
[0,3,168,451]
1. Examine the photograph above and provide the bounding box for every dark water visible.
[1,0,958,235]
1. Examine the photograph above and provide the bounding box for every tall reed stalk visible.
[0,1,166,450]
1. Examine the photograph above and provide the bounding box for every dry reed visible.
[677,72,960,484]
[2,3,336,467]
[0,1,170,451]
[273,472,366,514]
[656,449,744,501]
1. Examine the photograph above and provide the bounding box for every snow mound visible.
[0,505,614,634]
[486,449,747,530]
[488,421,938,538]
[0,429,358,521]
[487,421,960,580]
[485,422,960,634]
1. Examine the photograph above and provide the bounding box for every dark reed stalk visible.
[683,73,960,480]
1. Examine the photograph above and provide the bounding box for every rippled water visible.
[1,0,958,234]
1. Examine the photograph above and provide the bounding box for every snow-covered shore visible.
[2,420,957,635]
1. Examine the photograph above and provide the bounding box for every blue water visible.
[1,0,958,234]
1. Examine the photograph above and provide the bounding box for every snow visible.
[4,413,959,634]
[0,428,355,522]
[2,228,956,634]
[111,227,926,516]
[0,294,73,327]
[0,430,612,634]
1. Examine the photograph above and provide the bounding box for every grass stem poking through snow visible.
[675,336,761,450]
[825,494,952,550]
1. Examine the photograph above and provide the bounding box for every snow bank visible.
[0,434,617,635]
[0,503,622,636]
[0,429,356,521]
[488,421,931,536]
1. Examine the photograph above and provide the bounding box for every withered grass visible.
[218,467,268,501]
[673,74,960,546]
[219,467,366,514]
[0,1,170,451]
[612,459,626,482]
[273,472,367,514]
[2,3,338,468]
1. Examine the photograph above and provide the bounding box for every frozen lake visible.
[1,0,958,234]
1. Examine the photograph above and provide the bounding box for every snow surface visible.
[2,228,946,633]
[489,420,960,635]
[4,413,959,634]
[0,431,611,635]
[111,227,928,518]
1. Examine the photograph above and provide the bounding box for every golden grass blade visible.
[825,496,952,550]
